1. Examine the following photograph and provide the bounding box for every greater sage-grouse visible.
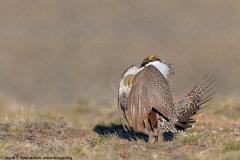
[118,55,215,143]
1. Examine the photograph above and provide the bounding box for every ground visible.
[0,98,239,160]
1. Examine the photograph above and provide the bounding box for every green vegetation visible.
[225,141,240,151]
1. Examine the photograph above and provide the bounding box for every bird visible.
[118,54,216,143]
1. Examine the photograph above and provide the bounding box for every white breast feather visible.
[146,61,170,79]
[119,66,139,95]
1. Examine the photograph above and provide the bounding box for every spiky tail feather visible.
[175,74,216,131]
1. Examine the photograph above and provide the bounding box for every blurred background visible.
[0,0,239,107]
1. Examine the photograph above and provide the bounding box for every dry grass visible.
[0,99,239,160]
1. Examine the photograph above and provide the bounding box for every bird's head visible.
[140,54,174,80]
[140,54,162,67]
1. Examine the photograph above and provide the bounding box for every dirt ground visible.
[0,98,239,160]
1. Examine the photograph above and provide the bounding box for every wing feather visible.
[128,65,177,132]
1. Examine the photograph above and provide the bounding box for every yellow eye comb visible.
[148,54,155,60]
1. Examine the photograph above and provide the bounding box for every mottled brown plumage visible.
[175,74,216,131]
[127,65,177,133]
[118,55,215,143]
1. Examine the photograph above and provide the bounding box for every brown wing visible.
[127,65,177,132]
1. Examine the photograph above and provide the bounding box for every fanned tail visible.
[175,74,216,131]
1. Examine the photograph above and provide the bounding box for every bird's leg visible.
[144,119,155,143]
[148,131,155,143]
[158,132,163,142]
